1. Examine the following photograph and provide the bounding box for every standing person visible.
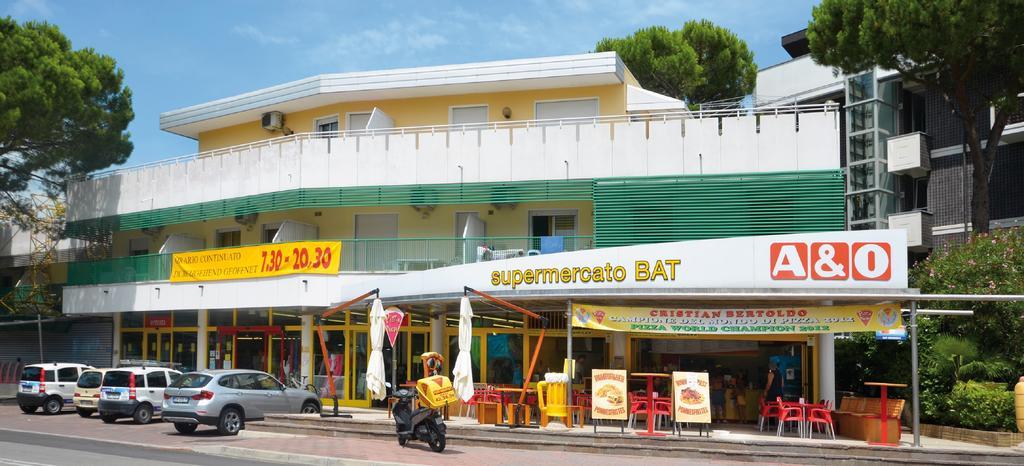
[763,360,784,404]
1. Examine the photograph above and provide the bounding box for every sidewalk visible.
[0,405,779,466]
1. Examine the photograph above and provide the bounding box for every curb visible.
[191,445,422,466]
[0,427,193,453]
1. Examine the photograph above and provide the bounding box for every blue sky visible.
[6,0,818,169]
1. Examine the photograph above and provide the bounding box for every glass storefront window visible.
[121,332,143,360]
[272,310,303,326]
[173,332,198,372]
[122,312,144,328]
[349,309,368,325]
[410,333,430,380]
[272,330,302,385]
[486,333,523,385]
[314,330,346,399]
[236,309,269,326]
[383,333,408,391]
[849,163,875,191]
[174,310,198,327]
[209,310,233,328]
[449,335,480,383]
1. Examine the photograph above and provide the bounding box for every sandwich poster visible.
[672,371,711,424]
[591,369,628,420]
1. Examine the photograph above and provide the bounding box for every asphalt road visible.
[0,429,289,466]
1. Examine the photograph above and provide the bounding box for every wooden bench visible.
[833,396,904,442]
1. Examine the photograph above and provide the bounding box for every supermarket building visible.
[5,52,910,412]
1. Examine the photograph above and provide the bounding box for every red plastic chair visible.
[652,398,672,428]
[628,392,649,429]
[807,407,835,439]
[758,397,780,431]
[776,397,805,437]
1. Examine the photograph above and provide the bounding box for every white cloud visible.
[312,18,449,63]
[7,0,53,18]
[232,24,298,45]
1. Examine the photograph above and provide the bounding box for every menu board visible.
[591,369,628,420]
[672,371,711,424]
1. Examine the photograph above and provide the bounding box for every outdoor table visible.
[864,382,907,446]
[494,387,536,426]
[630,373,671,437]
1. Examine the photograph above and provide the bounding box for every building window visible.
[262,223,280,243]
[450,105,488,127]
[216,229,241,247]
[913,178,929,210]
[529,210,577,237]
[535,98,599,122]
[128,237,149,256]
[347,112,372,131]
[314,115,339,134]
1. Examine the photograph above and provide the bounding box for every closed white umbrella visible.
[452,296,475,402]
[365,298,387,401]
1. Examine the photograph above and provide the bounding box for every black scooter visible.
[391,386,446,452]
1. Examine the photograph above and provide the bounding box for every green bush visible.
[942,381,1016,432]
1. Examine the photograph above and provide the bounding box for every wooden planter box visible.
[920,423,1024,447]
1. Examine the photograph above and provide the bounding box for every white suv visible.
[98,367,181,424]
[17,363,95,415]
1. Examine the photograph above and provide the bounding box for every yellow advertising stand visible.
[671,371,712,437]
[590,369,628,433]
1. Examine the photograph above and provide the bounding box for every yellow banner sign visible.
[672,372,711,424]
[572,303,902,334]
[170,241,341,282]
[591,369,628,420]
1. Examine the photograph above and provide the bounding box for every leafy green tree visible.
[0,17,133,220]
[807,0,1024,233]
[926,335,1014,386]
[596,20,756,105]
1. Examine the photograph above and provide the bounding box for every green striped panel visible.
[65,179,594,236]
[593,170,845,247]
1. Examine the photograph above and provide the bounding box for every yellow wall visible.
[198,84,628,151]
[110,201,594,257]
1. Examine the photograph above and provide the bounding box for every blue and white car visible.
[17,363,95,415]
[97,367,181,424]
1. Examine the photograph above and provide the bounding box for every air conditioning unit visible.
[261,111,285,131]
[234,213,258,227]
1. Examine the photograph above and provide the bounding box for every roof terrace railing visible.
[79,103,837,181]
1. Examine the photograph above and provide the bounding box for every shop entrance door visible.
[348,331,369,406]
[143,330,173,364]
[216,327,285,379]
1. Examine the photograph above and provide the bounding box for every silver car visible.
[161,369,320,435]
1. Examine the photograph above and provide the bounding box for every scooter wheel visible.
[398,435,408,446]
[427,424,445,453]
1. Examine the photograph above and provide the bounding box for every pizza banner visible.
[572,303,902,335]
[591,369,628,420]
[672,372,711,423]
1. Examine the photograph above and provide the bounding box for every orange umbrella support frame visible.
[464,286,548,428]
[315,288,379,417]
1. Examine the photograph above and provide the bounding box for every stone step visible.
[248,415,1024,466]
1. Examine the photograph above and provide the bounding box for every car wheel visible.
[133,404,153,424]
[76,408,93,418]
[19,405,37,414]
[43,397,62,415]
[174,422,198,434]
[101,415,118,423]
[217,408,243,436]
[300,402,319,415]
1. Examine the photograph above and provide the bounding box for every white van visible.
[17,363,95,415]
[97,367,181,424]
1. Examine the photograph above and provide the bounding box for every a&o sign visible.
[769,242,892,281]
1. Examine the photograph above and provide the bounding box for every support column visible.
[111,312,122,367]
[196,310,209,370]
[611,332,627,369]
[566,299,573,407]
[430,304,446,355]
[910,301,921,447]
[301,314,313,385]
[818,333,836,405]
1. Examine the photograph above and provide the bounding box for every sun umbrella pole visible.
[314,288,379,417]
[463,287,547,407]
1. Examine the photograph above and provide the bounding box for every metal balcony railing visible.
[65,236,594,286]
